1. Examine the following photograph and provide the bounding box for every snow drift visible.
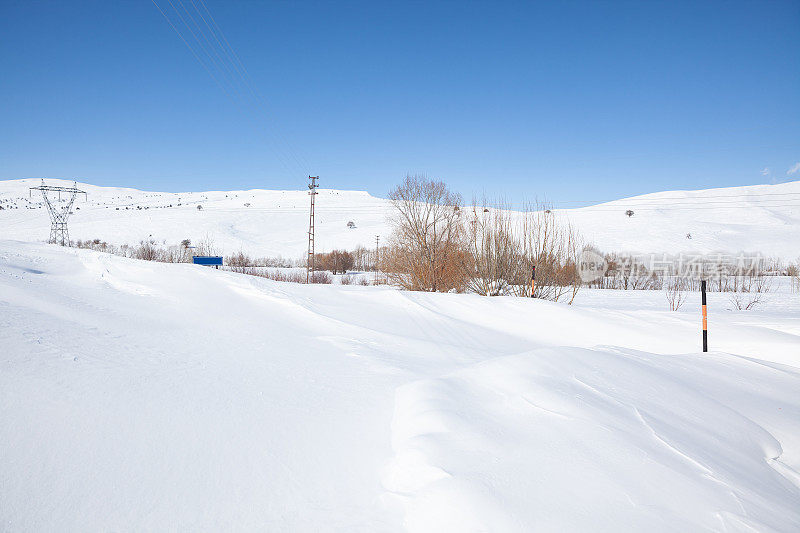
[1,240,799,531]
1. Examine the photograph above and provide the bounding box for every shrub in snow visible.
[308,271,332,284]
[728,274,771,310]
[665,277,689,311]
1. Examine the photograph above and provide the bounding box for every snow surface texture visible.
[2,178,799,257]
[1,240,799,531]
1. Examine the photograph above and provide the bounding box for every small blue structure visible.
[193,256,223,268]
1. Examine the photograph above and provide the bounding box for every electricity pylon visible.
[29,179,87,246]
[307,176,319,283]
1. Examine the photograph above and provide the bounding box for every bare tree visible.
[461,199,527,296]
[316,250,354,274]
[384,175,466,292]
[789,260,800,294]
[519,205,583,302]
[195,234,218,257]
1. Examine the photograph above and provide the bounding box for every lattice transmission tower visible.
[29,180,87,246]
[306,176,319,283]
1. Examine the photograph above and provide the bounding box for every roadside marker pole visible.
[530,266,536,298]
[701,280,708,352]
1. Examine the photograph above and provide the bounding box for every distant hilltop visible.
[2,179,799,258]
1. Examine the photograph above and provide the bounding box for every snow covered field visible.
[2,178,799,258]
[2,240,799,531]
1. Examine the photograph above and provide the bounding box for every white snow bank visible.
[384,347,800,532]
[1,240,799,531]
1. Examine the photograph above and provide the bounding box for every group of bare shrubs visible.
[223,251,332,283]
[725,274,772,310]
[589,254,662,290]
[790,261,800,294]
[461,199,582,302]
[381,175,583,302]
[226,266,330,284]
[75,238,193,263]
[226,250,303,269]
[339,274,371,286]
[586,252,776,310]
[315,250,354,274]
[74,239,331,284]
[379,174,781,311]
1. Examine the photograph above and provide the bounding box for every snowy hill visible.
[1,178,799,258]
[2,241,799,530]
[566,181,800,258]
[0,178,390,258]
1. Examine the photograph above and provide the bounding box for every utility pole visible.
[374,235,380,284]
[306,176,319,283]
[701,279,708,352]
[29,179,87,246]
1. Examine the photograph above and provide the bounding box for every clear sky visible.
[1,0,798,204]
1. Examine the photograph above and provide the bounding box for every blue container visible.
[193,256,223,266]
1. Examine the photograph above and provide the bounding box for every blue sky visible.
[1,0,798,204]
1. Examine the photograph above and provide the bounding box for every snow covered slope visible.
[0,178,390,258]
[2,241,799,531]
[565,182,800,258]
[1,178,799,258]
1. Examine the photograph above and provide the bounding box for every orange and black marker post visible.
[701,280,708,352]
[530,266,536,298]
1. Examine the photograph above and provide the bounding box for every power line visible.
[180,0,312,175]
[161,0,296,174]
[152,0,309,178]
[193,0,314,174]
[174,0,244,98]
[151,0,235,99]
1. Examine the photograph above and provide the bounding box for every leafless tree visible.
[384,175,466,292]
[316,250,354,274]
[788,260,800,294]
[519,204,583,302]
[404,194,585,301]
[351,245,371,271]
[195,234,218,257]
[461,199,527,296]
